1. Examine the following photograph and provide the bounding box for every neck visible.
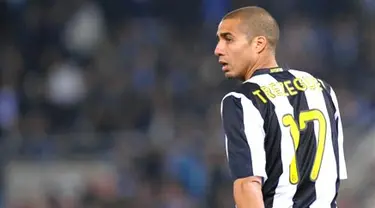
[243,54,278,81]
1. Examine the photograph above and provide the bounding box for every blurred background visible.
[0,0,374,207]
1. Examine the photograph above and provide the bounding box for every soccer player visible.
[216,6,347,208]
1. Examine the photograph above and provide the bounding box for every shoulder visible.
[221,82,262,104]
[289,69,334,92]
[220,82,268,117]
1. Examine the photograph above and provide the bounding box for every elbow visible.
[234,176,263,194]
[238,180,261,193]
[233,176,264,208]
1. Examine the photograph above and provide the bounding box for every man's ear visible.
[253,36,267,53]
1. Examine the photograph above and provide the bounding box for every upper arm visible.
[329,87,348,179]
[220,92,267,181]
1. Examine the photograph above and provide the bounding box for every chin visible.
[224,73,234,79]
[224,71,240,80]
[224,70,233,76]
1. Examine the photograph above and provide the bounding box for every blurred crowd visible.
[0,0,375,207]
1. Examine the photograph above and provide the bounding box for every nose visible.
[214,43,223,57]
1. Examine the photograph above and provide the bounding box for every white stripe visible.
[248,75,296,208]
[329,87,348,179]
[289,70,337,208]
[220,98,229,161]
[222,92,267,179]
[224,135,229,161]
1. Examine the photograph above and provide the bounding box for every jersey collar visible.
[251,67,287,77]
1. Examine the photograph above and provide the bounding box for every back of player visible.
[221,67,347,207]
[242,67,347,207]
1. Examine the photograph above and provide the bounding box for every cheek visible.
[234,45,252,62]
[241,48,255,63]
[229,44,251,71]
[237,51,251,66]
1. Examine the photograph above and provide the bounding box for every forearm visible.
[234,179,265,208]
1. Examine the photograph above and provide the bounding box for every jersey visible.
[220,67,347,208]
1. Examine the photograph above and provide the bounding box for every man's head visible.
[214,6,280,80]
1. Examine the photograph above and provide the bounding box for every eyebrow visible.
[217,32,233,38]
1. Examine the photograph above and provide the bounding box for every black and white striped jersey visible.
[220,67,347,208]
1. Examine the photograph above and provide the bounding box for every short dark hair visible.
[223,6,280,50]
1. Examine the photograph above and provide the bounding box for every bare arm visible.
[234,176,265,208]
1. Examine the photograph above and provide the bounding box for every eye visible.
[224,36,233,42]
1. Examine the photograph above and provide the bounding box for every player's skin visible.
[214,14,278,208]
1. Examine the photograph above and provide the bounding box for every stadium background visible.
[0,0,374,207]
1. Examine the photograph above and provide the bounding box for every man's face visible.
[214,18,258,80]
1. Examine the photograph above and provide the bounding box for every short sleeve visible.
[220,92,267,181]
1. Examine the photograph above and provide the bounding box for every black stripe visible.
[222,95,253,179]
[320,81,341,207]
[237,82,283,208]
[269,72,317,207]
